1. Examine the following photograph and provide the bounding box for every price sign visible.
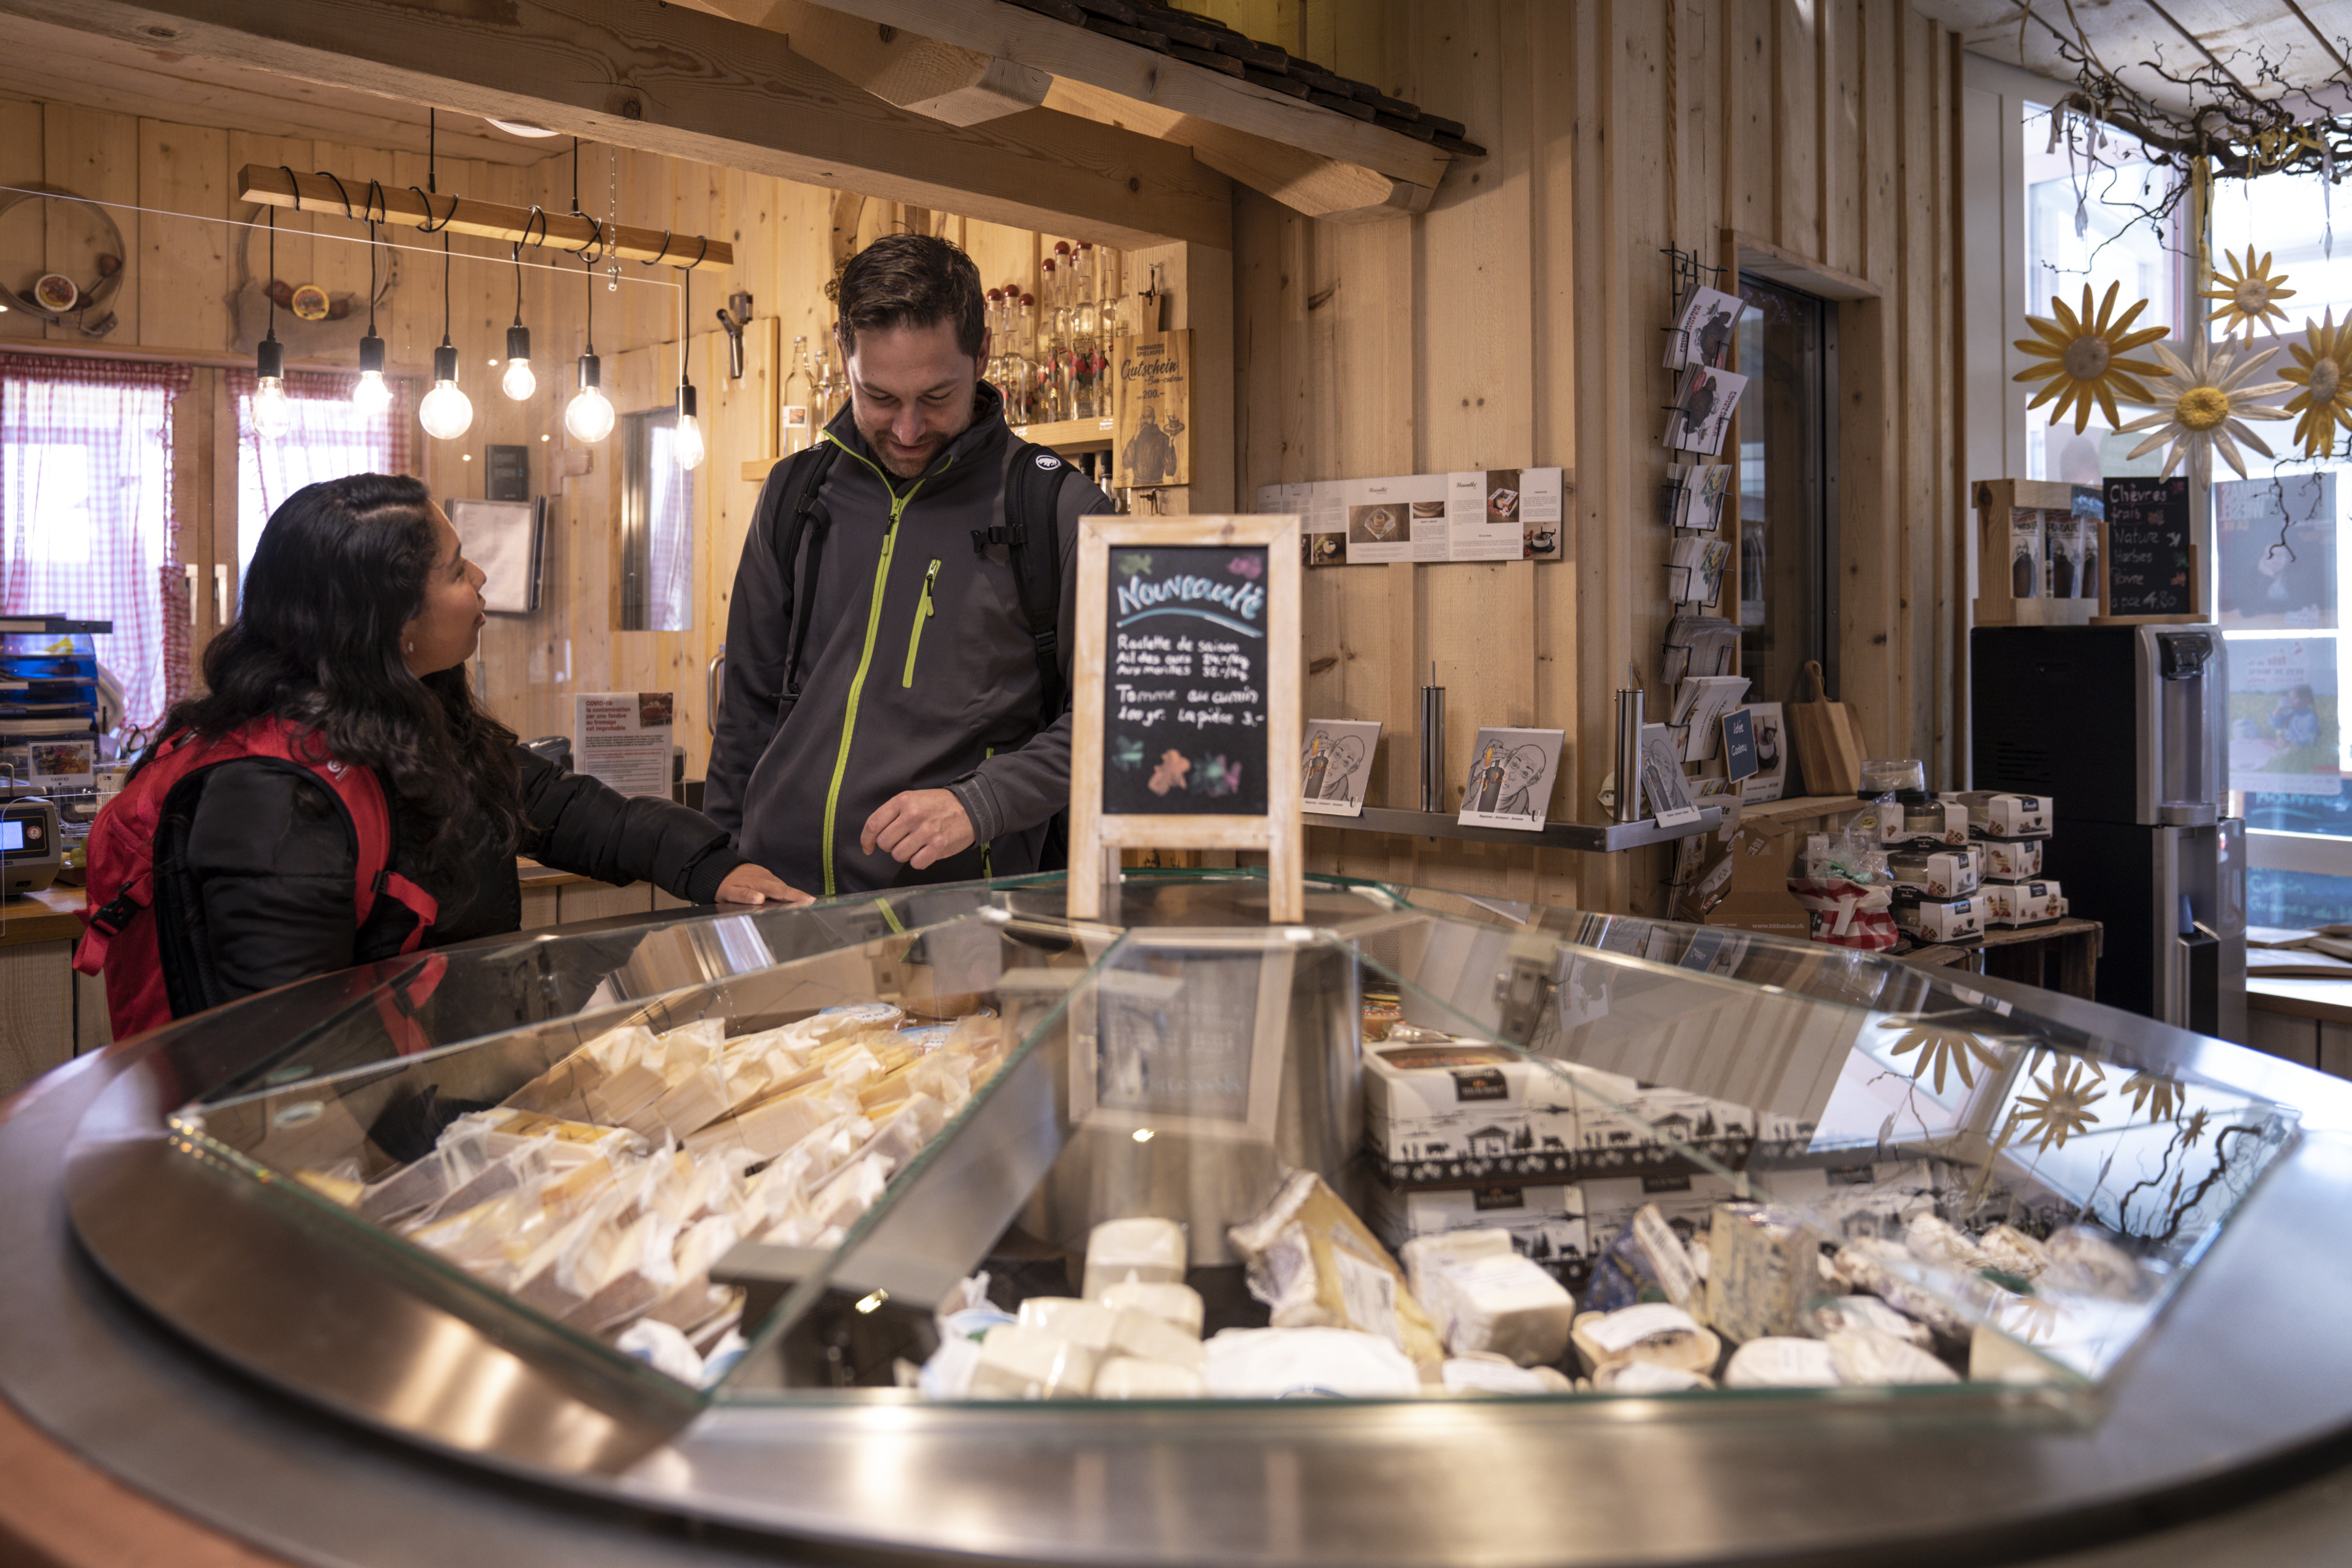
[2099,475,2201,622]
[1069,516,1301,921]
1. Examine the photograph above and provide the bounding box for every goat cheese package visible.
[1415,1251,1576,1365]
[1227,1171,1446,1373]
[1367,1181,1588,1283]
[1893,896,1985,943]
[1361,1043,1582,1188]
[1983,879,2066,926]
[1081,1217,1188,1299]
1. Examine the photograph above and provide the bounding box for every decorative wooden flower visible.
[2279,309,2352,459]
[2012,282,2168,433]
[2015,1057,2108,1152]
[2202,246,2295,338]
[1881,1016,2004,1095]
[2117,338,2291,480]
[2180,1107,2210,1147]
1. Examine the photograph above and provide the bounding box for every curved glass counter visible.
[41,870,2352,1565]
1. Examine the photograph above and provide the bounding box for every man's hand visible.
[861,789,975,869]
[714,864,815,906]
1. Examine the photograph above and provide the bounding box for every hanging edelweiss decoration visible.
[2117,336,2291,480]
[1880,1015,2004,1096]
[2013,282,2168,432]
[2201,246,2296,339]
[2279,309,2352,459]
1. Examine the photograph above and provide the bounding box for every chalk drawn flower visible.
[1117,552,1153,578]
[1111,736,1145,770]
[1229,554,1262,579]
[1149,749,1191,794]
[1196,755,1241,797]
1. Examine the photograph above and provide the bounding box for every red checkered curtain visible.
[0,353,193,730]
[229,367,414,584]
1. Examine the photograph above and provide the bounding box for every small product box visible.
[1979,837,2044,882]
[1899,799,1971,847]
[1984,879,2066,926]
[1363,1042,1582,1188]
[1895,895,1984,943]
[1889,848,1980,902]
[1365,1180,1592,1288]
[1942,790,2053,840]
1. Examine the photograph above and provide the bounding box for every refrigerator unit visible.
[1972,625,2247,1041]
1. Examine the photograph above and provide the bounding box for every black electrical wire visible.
[512,238,525,327]
[264,207,278,347]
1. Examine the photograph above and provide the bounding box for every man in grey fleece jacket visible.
[706,235,1110,898]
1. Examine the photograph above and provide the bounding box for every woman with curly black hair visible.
[87,472,804,1035]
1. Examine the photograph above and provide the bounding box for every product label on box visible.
[1450,1068,1509,1102]
[1473,1185,1528,1211]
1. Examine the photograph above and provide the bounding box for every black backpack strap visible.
[1002,440,1074,728]
[774,442,840,698]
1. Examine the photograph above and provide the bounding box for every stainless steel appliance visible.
[1972,625,2247,1038]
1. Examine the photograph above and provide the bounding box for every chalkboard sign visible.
[1720,708,1759,783]
[1068,515,1302,923]
[1102,544,1271,815]
[2100,476,2201,622]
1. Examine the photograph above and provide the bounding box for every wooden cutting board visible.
[1789,659,1866,796]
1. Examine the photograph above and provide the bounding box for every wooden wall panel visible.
[0,97,46,346]
[1231,0,1965,912]
[44,104,140,347]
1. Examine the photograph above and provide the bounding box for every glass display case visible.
[73,868,2300,1460]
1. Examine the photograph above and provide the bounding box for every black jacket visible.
[173,744,743,1007]
[704,382,1109,897]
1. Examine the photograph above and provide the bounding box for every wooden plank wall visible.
[0,100,1125,782]
[1217,0,1961,915]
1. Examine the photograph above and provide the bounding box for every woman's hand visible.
[714,864,814,907]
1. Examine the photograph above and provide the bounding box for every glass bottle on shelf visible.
[781,334,812,453]
[984,289,1006,394]
[1039,254,1066,423]
[1019,292,1048,426]
[1071,242,1101,421]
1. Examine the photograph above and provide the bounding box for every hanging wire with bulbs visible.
[226,117,719,471]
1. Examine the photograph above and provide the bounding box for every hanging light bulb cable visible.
[501,224,537,400]
[672,249,705,470]
[564,242,615,444]
[251,208,292,439]
[352,195,391,416]
[417,226,474,440]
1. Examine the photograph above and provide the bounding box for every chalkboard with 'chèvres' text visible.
[2100,475,2199,620]
[1102,544,1270,816]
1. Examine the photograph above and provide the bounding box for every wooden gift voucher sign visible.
[1068,515,1303,922]
[1113,327,1194,489]
[2099,476,2202,623]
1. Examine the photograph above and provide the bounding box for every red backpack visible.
[74,719,439,1040]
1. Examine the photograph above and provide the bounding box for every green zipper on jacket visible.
[902,558,941,687]
[819,434,947,896]
[980,745,994,879]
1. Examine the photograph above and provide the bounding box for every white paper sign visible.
[574,692,674,799]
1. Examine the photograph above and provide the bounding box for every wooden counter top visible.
[3,860,589,949]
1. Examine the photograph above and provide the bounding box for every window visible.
[1,354,190,730]
[231,368,409,591]
[1736,275,1837,706]
[2019,103,2186,483]
[620,408,693,632]
[2202,169,2352,924]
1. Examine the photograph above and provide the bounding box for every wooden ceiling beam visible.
[727,0,1442,221]
[237,165,735,267]
[0,0,1232,250]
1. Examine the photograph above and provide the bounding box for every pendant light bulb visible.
[565,351,614,443]
[351,331,391,416]
[500,325,536,400]
[252,336,292,440]
[419,341,474,440]
[674,382,705,471]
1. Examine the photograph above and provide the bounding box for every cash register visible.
[1,796,62,897]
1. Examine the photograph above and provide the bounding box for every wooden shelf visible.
[1322,805,1725,853]
[1011,415,1115,452]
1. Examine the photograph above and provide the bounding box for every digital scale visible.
[1,796,63,896]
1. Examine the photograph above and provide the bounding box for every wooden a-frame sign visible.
[1068,515,1303,922]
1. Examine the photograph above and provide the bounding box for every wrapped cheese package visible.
[1082,1217,1188,1299]
[1228,1171,1446,1374]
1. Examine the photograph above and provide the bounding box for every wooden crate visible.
[1972,478,2098,627]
